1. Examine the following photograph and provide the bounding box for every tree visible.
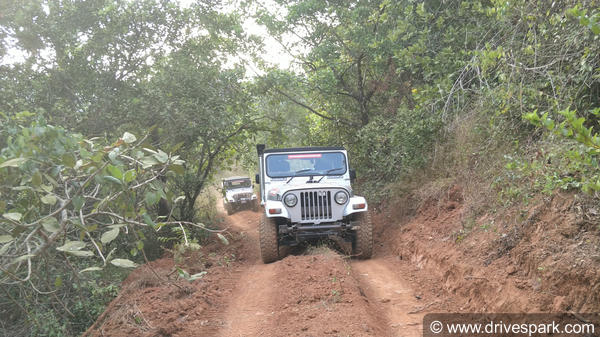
[0,115,213,334]
[138,37,259,221]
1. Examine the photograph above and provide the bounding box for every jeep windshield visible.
[224,179,251,190]
[265,152,347,178]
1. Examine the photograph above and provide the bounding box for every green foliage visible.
[524,108,600,194]
[252,0,599,202]
[0,117,192,334]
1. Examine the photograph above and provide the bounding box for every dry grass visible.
[384,106,522,223]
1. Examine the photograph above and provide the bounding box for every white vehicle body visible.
[221,176,258,214]
[255,145,372,263]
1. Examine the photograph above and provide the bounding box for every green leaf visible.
[42,217,60,233]
[143,213,156,227]
[67,250,95,257]
[91,152,104,163]
[41,194,58,205]
[217,233,229,245]
[31,171,42,186]
[56,241,86,252]
[140,156,159,168]
[80,267,103,273]
[72,196,85,211]
[176,267,189,279]
[44,174,58,187]
[153,150,169,164]
[101,228,120,244]
[122,132,137,144]
[143,148,158,155]
[55,276,63,288]
[591,24,600,35]
[110,258,138,268]
[124,169,137,183]
[188,271,207,281]
[580,16,590,26]
[171,142,184,153]
[169,164,185,175]
[3,212,22,222]
[543,119,555,131]
[41,184,53,193]
[108,148,120,162]
[62,153,76,168]
[145,191,160,206]
[0,157,27,168]
[0,235,13,243]
[107,165,123,180]
[104,175,123,185]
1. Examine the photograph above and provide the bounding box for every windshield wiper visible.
[287,168,312,184]
[325,167,344,174]
[315,167,345,183]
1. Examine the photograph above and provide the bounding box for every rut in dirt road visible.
[213,209,278,337]
[352,257,424,337]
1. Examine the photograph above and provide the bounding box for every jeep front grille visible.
[300,191,332,220]
[234,193,252,201]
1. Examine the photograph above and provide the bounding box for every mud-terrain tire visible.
[259,213,279,263]
[353,211,373,259]
[252,200,259,212]
[225,203,233,215]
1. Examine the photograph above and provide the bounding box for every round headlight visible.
[284,193,298,207]
[334,191,348,205]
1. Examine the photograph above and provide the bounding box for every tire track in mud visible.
[213,206,280,337]
[351,257,424,337]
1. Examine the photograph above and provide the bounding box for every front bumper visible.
[278,220,359,242]
[278,221,355,233]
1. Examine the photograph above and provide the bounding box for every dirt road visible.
[186,206,428,337]
[85,203,436,337]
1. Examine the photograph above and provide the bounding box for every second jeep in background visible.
[221,176,258,215]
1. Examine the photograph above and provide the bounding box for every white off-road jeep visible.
[255,145,372,263]
[221,176,258,215]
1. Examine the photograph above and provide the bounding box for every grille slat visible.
[233,193,252,201]
[300,191,333,221]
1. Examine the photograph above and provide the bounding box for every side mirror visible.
[349,169,356,182]
[255,173,260,184]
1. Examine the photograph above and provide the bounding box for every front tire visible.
[225,203,233,215]
[353,212,373,259]
[259,213,279,263]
